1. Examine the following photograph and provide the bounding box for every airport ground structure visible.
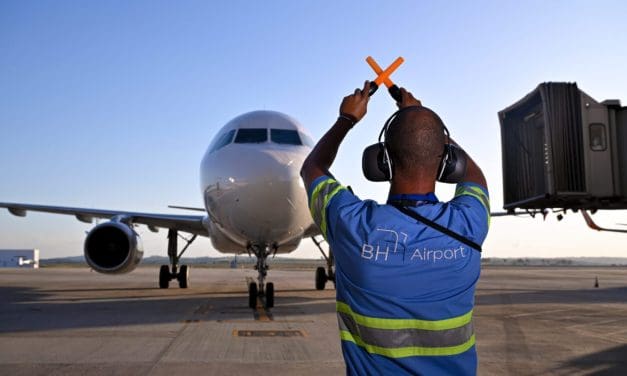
[0,249,39,269]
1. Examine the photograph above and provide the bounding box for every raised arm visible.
[300,81,371,189]
[396,87,487,189]
[449,137,487,188]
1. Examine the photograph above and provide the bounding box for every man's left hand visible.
[397,87,422,109]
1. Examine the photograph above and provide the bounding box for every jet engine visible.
[84,221,144,274]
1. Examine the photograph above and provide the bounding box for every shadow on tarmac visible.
[476,286,627,306]
[556,344,627,375]
[0,286,336,334]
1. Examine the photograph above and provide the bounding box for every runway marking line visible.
[564,317,627,329]
[506,308,571,318]
[566,327,626,345]
[609,326,627,335]
[233,329,306,337]
[246,276,274,321]
[218,319,314,324]
[255,297,273,321]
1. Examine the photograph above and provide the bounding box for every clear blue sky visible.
[1,0,626,259]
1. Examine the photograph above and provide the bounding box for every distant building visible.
[0,249,39,268]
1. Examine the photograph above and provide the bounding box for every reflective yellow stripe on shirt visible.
[455,185,491,226]
[336,301,475,358]
[339,330,476,358]
[309,178,345,239]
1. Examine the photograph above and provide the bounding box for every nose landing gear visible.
[247,244,275,308]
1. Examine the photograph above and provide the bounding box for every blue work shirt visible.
[307,175,490,376]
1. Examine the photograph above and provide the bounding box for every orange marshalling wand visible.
[366,56,404,87]
[365,56,404,101]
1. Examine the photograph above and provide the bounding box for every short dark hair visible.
[385,107,446,177]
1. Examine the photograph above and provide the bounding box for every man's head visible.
[385,106,446,181]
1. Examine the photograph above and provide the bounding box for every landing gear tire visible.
[248,282,258,309]
[315,266,327,290]
[265,282,274,308]
[160,229,198,290]
[159,265,170,289]
[177,265,190,288]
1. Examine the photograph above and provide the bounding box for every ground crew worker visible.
[300,81,489,375]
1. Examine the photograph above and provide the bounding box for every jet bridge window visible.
[234,128,268,143]
[271,129,302,145]
[209,129,236,153]
[589,123,607,151]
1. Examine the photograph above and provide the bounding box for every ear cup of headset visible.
[437,144,467,183]
[362,142,391,181]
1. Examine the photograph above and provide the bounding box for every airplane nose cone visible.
[202,146,308,244]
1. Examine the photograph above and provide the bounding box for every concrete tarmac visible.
[1,266,626,375]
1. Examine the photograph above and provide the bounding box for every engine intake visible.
[84,221,143,274]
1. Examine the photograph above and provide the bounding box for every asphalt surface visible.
[1,266,626,375]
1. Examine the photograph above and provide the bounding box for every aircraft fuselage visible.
[200,111,315,254]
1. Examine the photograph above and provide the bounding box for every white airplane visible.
[0,111,334,308]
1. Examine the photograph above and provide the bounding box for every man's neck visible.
[389,176,436,196]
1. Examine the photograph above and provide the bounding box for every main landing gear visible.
[312,236,335,290]
[159,229,197,289]
[247,244,275,309]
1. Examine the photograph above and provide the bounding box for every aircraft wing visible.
[0,202,208,236]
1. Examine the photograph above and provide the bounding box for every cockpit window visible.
[299,132,314,147]
[209,129,236,153]
[234,128,268,143]
[270,129,302,145]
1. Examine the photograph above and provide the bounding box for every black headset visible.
[361,106,467,183]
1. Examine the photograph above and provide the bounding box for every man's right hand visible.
[339,81,371,123]
[397,87,422,109]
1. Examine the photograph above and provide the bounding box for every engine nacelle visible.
[84,221,144,274]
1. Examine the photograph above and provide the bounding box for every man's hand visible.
[397,87,422,109]
[339,81,371,123]
[301,82,371,189]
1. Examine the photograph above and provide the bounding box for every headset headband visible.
[380,106,451,151]
[362,105,466,183]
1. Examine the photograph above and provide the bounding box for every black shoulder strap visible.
[391,204,482,252]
